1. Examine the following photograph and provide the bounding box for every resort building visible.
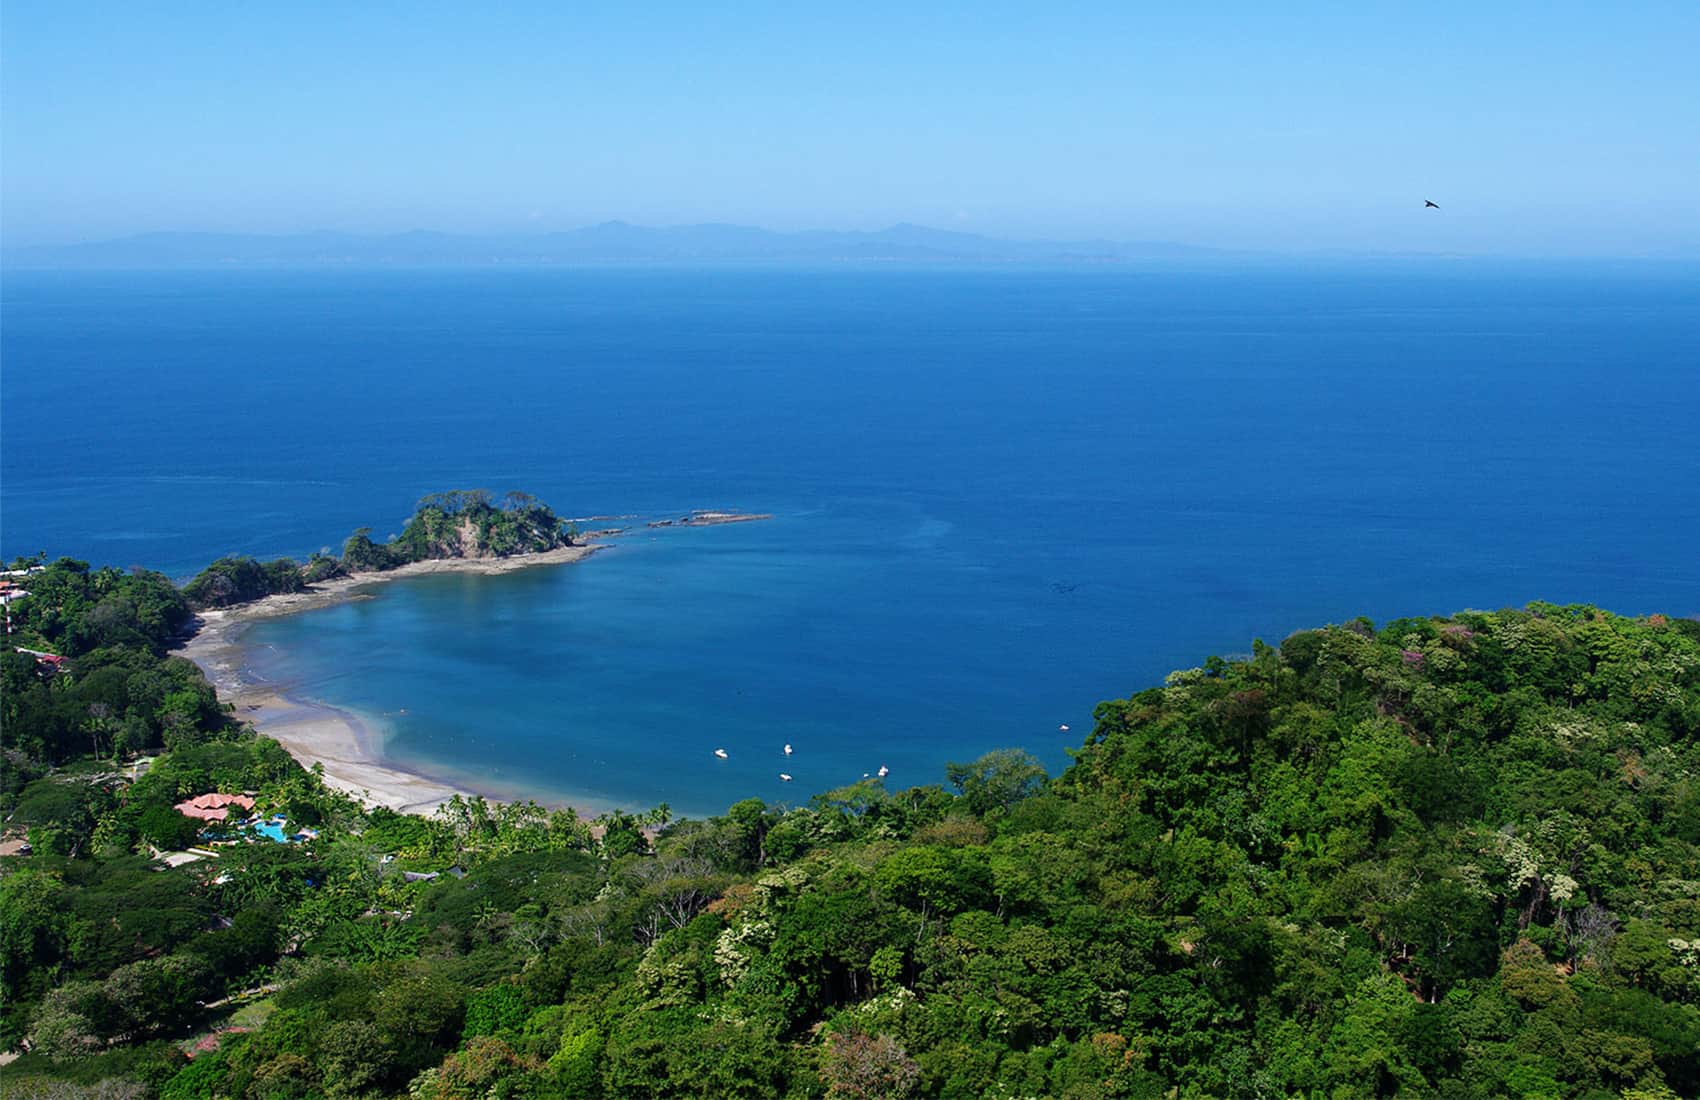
[173,792,257,823]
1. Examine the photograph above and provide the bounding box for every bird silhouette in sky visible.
[1425,200,1441,209]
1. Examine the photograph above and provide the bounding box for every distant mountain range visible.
[2,222,1230,268]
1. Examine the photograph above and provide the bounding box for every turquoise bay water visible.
[4,265,1697,815]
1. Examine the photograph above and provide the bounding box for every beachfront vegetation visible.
[5,554,1700,1097]
[182,559,306,610]
[177,492,574,611]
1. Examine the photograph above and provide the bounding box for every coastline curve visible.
[172,543,604,814]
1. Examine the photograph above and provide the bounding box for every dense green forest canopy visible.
[5,543,1700,1098]
[178,491,574,609]
[391,490,571,563]
[2,559,218,773]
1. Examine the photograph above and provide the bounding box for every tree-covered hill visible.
[390,491,571,563]
[4,592,1699,1098]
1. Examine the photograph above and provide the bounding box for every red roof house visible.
[173,793,257,823]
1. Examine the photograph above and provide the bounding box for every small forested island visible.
[3,523,1699,1097]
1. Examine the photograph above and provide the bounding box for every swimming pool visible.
[252,821,289,843]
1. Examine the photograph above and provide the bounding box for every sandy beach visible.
[172,543,603,814]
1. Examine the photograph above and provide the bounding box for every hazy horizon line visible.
[6,218,1698,267]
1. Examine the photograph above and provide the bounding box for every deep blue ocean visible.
[4,264,1697,815]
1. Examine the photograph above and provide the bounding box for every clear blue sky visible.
[3,1,1696,255]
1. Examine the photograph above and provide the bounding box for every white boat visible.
[713,748,728,759]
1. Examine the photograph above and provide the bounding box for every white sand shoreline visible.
[172,543,604,815]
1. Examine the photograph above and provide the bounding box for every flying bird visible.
[1424,200,1440,209]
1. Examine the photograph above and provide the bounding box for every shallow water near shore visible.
[5,265,1698,815]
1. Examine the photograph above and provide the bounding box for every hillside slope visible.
[3,604,1697,1098]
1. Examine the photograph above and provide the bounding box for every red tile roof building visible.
[173,793,257,823]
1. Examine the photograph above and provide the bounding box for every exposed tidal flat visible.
[6,265,1699,817]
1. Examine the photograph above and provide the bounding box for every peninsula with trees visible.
[181,490,582,611]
